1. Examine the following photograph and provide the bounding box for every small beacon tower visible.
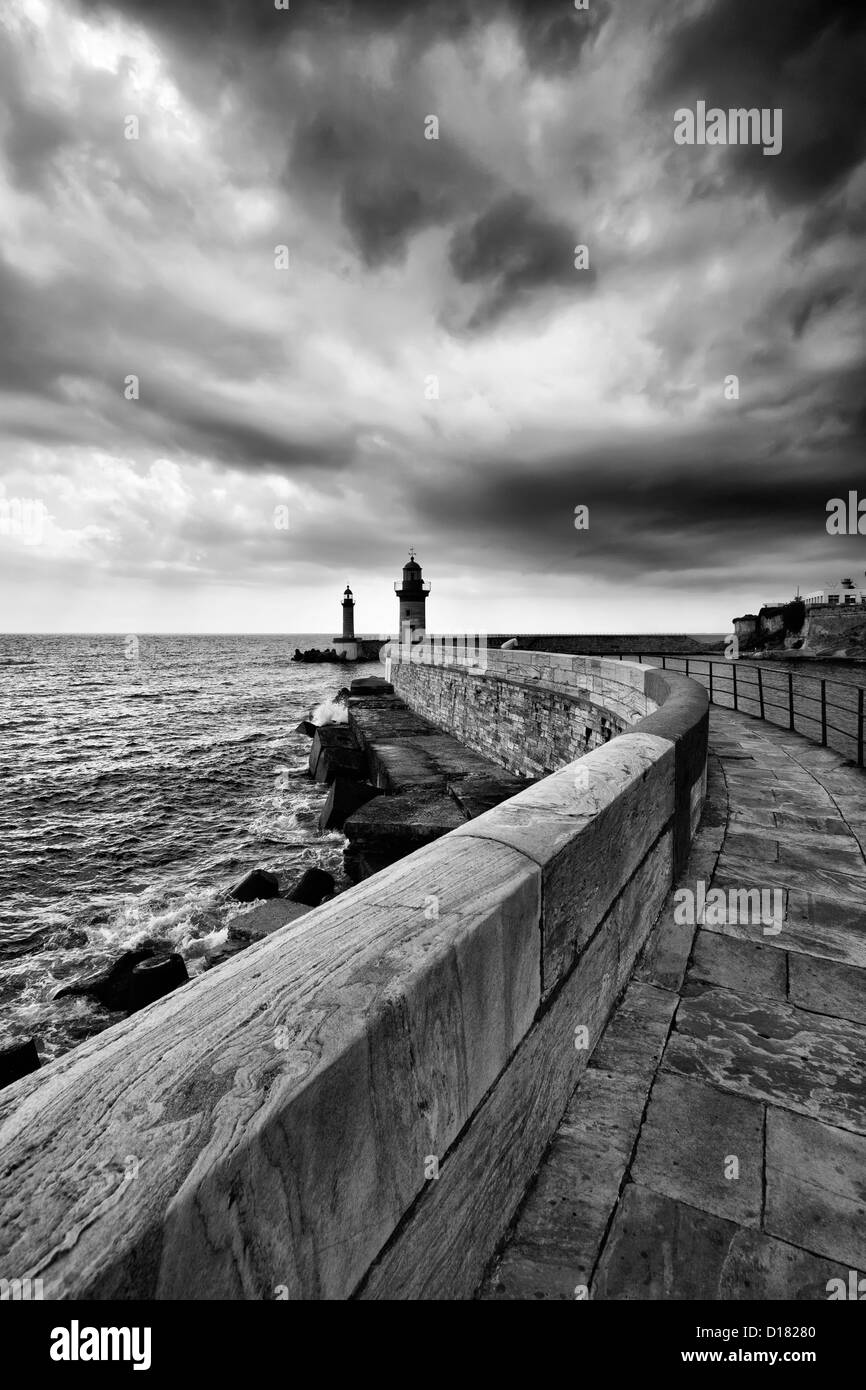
[395,550,430,635]
[332,583,358,661]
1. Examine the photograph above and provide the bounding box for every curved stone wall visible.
[0,653,708,1301]
[388,649,658,776]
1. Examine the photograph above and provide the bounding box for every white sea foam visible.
[311,697,348,726]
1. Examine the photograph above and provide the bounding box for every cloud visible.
[648,0,866,207]
[448,192,595,328]
[0,0,864,632]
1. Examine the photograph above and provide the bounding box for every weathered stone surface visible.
[593,1184,849,1300]
[230,868,280,903]
[454,734,675,992]
[227,899,313,942]
[688,930,787,1000]
[787,953,866,1025]
[663,981,866,1134]
[765,1107,866,1271]
[632,1073,763,1226]
[0,836,541,1300]
[359,836,672,1300]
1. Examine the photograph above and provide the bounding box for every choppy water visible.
[0,635,383,1061]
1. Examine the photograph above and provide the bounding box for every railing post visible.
[758,667,764,720]
[709,661,714,704]
[788,672,795,730]
[685,658,690,678]
[732,662,738,710]
[859,688,864,767]
[821,680,827,745]
[661,655,666,670]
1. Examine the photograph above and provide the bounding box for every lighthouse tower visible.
[341,584,355,639]
[332,582,358,661]
[395,549,430,634]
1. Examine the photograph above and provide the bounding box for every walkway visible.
[480,706,866,1299]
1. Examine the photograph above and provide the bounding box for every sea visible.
[0,634,384,1061]
[2,632,863,1066]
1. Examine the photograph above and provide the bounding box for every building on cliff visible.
[805,575,866,607]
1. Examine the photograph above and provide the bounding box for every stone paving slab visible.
[787,952,866,1026]
[664,981,866,1134]
[765,1108,866,1271]
[478,703,866,1300]
[592,1185,854,1301]
[631,1073,763,1226]
[688,929,787,1000]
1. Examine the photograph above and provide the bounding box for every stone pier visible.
[481,705,866,1300]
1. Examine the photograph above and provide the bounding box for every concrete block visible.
[453,733,675,991]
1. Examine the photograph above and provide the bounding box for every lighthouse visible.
[332,582,358,661]
[341,584,355,639]
[394,550,430,634]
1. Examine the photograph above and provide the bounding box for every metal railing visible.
[615,654,865,767]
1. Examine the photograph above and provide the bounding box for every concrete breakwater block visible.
[128,954,189,1012]
[54,943,172,1012]
[287,868,336,906]
[319,777,382,831]
[315,743,367,784]
[231,868,280,902]
[343,790,469,881]
[350,676,394,694]
[0,1039,41,1091]
[227,899,313,943]
[308,724,361,779]
[294,719,317,737]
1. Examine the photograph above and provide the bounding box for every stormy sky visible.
[1,0,865,634]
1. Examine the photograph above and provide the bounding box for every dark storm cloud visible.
[649,0,866,208]
[290,110,492,269]
[402,436,866,585]
[78,0,610,70]
[448,193,595,328]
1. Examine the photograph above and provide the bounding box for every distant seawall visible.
[0,651,708,1300]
